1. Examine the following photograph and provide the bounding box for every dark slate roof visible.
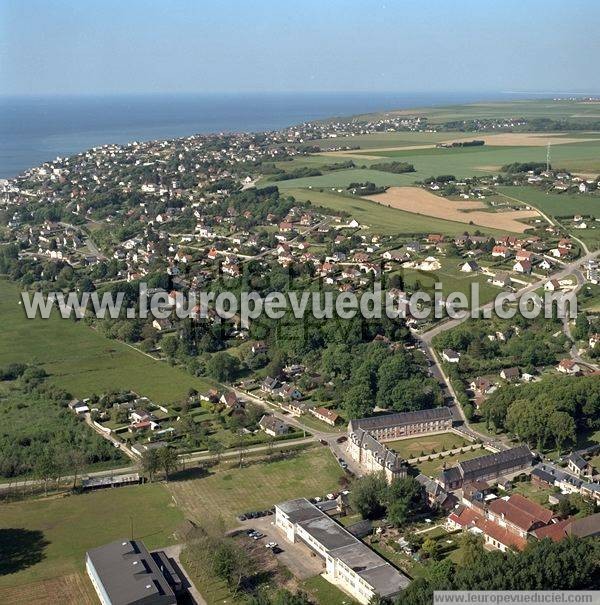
[349,407,452,433]
[459,445,532,478]
[86,540,176,605]
[440,466,462,485]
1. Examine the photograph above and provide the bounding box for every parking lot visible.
[238,516,325,580]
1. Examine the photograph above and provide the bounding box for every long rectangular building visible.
[440,445,533,490]
[275,498,409,604]
[348,407,453,441]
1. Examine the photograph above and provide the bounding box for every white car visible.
[265,541,277,548]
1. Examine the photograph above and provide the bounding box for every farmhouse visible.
[491,272,511,288]
[86,539,178,605]
[275,498,410,604]
[439,445,533,491]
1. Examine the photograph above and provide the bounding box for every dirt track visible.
[366,187,540,233]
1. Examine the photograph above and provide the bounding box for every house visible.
[86,540,177,605]
[258,414,289,437]
[491,272,511,288]
[460,260,479,273]
[382,249,408,262]
[492,245,511,258]
[589,334,600,349]
[557,358,581,375]
[68,399,90,415]
[442,349,461,363]
[487,494,555,538]
[544,279,561,292]
[251,341,267,355]
[277,385,302,401]
[513,259,531,274]
[261,376,280,394]
[515,250,532,262]
[310,406,340,426]
[416,473,457,511]
[220,391,244,410]
[500,367,520,382]
[565,453,594,478]
[446,505,527,552]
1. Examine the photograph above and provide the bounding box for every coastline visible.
[0,91,525,179]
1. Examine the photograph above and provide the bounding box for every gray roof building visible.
[348,407,452,433]
[86,539,176,605]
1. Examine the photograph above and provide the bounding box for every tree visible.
[385,477,424,527]
[141,448,160,482]
[207,437,225,463]
[350,473,387,519]
[157,447,179,481]
[207,352,240,382]
[160,334,180,358]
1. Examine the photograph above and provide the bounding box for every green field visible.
[0,484,182,589]
[498,186,600,218]
[365,140,600,178]
[358,99,600,125]
[311,131,466,150]
[274,139,600,190]
[386,432,470,459]
[284,187,511,237]
[0,280,213,403]
[168,447,344,528]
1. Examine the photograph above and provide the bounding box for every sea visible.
[0,91,525,179]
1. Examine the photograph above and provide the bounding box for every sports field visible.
[0,484,182,593]
[168,447,344,528]
[0,280,213,402]
[366,186,539,232]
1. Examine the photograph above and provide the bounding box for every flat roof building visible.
[275,498,409,604]
[86,539,176,605]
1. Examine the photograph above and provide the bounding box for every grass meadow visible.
[0,279,213,403]
[0,484,182,594]
[168,447,344,529]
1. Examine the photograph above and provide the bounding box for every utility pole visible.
[546,143,551,172]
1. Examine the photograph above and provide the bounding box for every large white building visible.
[275,498,409,604]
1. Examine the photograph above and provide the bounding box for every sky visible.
[1,0,599,96]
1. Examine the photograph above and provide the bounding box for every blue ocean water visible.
[0,91,521,178]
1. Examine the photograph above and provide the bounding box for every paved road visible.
[414,249,600,445]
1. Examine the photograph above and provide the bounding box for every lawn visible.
[386,432,470,459]
[301,575,357,605]
[168,446,344,529]
[283,187,509,237]
[511,481,557,506]
[415,447,489,478]
[0,483,183,590]
[0,279,213,403]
